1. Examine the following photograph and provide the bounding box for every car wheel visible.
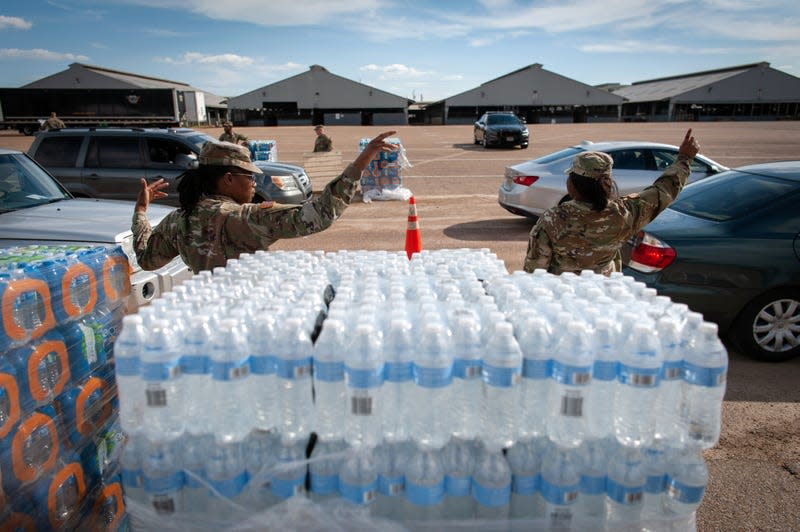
[474,134,480,145]
[521,143,529,149]
[733,288,800,362]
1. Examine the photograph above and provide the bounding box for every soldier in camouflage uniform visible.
[313,125,333,152]
[132,132,398,273]
[219,121,248,146]
[524,129,700,275]
[41,112,66,130]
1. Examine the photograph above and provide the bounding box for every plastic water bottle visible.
[577,438,608,520]
[663,448,708,517]
[181,316,212,436]
[605,443,645,525]
[411,321,453,450]
[209,319,252,444]
[481,321,523,451]
[274,318,314,443]
[548,321,593,448]
[312,318,347,442]
[441,437,476,519]
[653,317,685,444]
[309,437,346,504]
[113,315,145,435]
[683,322,728,448]
[642,442,668,521]
[140,319,184,443]
[374,440,412,519]
[381,317,415,443]
[402,446,445,522]
[180,432,211,515]
[586,318,618,440]
[248,314,278,432]
[615,322,663,448]
[472,444,512,520]
[541,443,582,530]
[271,438,307,501]
[141,438,184,515]
[345,323,385,448]
[449,314,483,441]
[516,316,553,440]
[507,437,545,520]
[120,435,146,507]
[205,440,249,523]
[339,445,378,508]
[241,429,279,511]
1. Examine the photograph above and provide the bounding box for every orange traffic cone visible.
[405,196,423,259]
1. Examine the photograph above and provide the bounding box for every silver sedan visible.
[498,140,728,219]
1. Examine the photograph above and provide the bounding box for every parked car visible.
[623,161,800,362]
[498,141,727,219]
[27,127,312,206]
[0,148,190,309]
[473,112,529,149]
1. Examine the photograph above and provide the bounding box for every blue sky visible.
[1,0,799,101]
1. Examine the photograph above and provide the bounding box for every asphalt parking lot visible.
[2,121,799,530]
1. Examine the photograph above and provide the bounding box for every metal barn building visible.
[227,65,412,126]
[612,62,800,122]
[424,63,625,125]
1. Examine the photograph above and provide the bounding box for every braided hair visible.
[176,165,236,218]
[568,172,619,212]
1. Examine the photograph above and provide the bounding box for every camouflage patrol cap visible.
[198,141,262,174]
[566,151,613,180]
[223,121,233,127]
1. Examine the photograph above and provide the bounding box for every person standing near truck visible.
[313,125,333,152]
[41,112,65,131]
[219,121,248,146]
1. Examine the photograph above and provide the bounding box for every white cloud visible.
[159,52,255,67]
[0,15,33,30]
[360,63,430,77]
[0,48,89,61]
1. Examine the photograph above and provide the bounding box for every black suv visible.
[27,128,312,206]
[473,112,529,149]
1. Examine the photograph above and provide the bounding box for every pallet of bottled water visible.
[247,140,277,162]
[118,249,725,531]
[0,245,130,530]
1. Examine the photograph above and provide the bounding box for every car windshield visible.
[0,153,69,212]
[486,114,522,125]
[186,133,218,151]
[532,147,583,164]
[670,170,800,221]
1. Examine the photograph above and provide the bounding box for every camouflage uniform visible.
[133,166,361,274]
[523,152,693,275]
[314,134,333,152]
[219,131,248,144]
[42,116,66,130]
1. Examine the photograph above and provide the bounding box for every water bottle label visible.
[143,471,184,495]
[445,474,471,496]
[483,363,522,388]
[661,360,683,381]
[340,479,377,505]
[618,364,660,387]
[580,474,606,495]
[593,360,617,382]
[211,358,250,381]
[314,360,343,382]
[384,361,412,382]
[181,355,208,375]
[275,357,312,380]
[413,364,452,388]
[665,476,706,504]
[453,358,481,380]
[146,384,168,407]
[122,468,142,488]
[378,474,404,496]
[522,358,550,380]
[683,362,726,388]
[78,323,98,365]
[406,480,444,506]
[472,480,511,507]
[141,360,181,382]
[345,366,384,389]
[250,354,275,376]
[350,391,375,416]
[310,473,339,495]
[540,478,579,505]
[560,390,584,417]
[606,478,644,505]
[116,356,139,377]
[271,474,306,499]
[645,474,665,494]
[512,473,540,495]
[551,361,591,386]
[208,471,247,498]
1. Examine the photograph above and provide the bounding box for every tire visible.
[733,287,800,362]
[521,143,529,149]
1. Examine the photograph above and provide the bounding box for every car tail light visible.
[628,231,676,273]
[512,175,539,186]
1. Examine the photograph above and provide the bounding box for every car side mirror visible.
[175,153,198,170]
